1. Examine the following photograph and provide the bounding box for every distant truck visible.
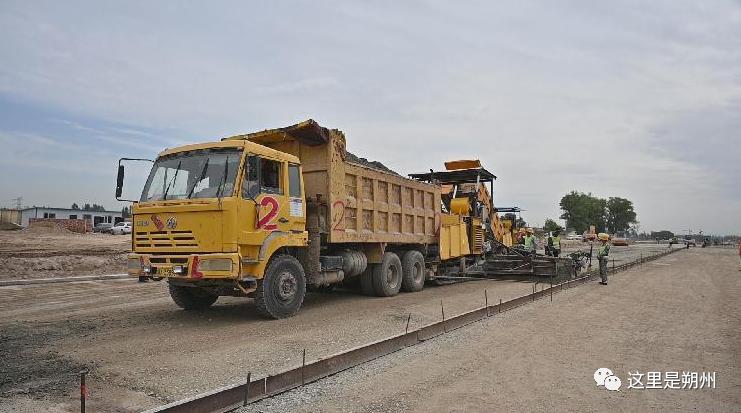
[117,120,505,318]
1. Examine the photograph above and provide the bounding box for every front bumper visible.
[128,252,240,280]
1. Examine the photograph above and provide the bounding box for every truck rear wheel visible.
[255,254,306,319]
[401,250,425,292]
[371,252,402,297]
[168,284,218,310]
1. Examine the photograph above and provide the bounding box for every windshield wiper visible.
[186,158,209,199]
[216,156,229,199]
[162,160,182,200]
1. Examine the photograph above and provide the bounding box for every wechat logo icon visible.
[594,368,621,391]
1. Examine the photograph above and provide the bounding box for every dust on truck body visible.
[122,120,489,319]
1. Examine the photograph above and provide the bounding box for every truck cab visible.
[122,138,309,317]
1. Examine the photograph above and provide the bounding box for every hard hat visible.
[598,233,609,241]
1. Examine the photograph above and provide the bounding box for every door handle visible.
[278,217,289,223]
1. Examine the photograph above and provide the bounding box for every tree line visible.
[71,203,131,218]
[556,191,638,234]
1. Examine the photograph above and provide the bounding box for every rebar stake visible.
[440,300,446,332]
[80,370,87,413]
[302,349,306,385]
[485,289,489,317]
[242,371,252,406]
[405,313,412,334]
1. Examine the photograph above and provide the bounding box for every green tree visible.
[71,203,80,210]
[606,197,637,233]
[122,206,131,218]
[543,218,562,233]
[559,191,607,233]
[651,230,674,240]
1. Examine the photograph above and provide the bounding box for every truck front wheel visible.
[371,252,402,297]
[255,254,306,319]
[168,284,218,310]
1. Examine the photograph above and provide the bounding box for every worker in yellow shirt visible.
[524,228,537,257]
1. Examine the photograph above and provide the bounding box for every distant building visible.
[15,207,125,228]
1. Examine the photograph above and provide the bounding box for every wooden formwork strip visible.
[444,307,488,332]
[417,322,446,341]
[140,377,264,413]
[265,368,303,396]
[302,332,419,383]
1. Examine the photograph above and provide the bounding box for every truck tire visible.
[401,250,425,292]
[371,252,402,297]
[168,284,218,310]
[255,254,306,319]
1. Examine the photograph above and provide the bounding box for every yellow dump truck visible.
[117,120,503,318]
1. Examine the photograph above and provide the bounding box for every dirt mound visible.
[346,151,400,175]
[23,222,72,235]
[0,222,22,231]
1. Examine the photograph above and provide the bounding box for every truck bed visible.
[244,119,441,246]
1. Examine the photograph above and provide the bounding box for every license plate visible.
[158,267,175,277]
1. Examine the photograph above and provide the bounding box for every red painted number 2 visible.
[257,196,279,231]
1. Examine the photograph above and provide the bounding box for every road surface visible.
[239,247,741,412]
[0,244,686,412]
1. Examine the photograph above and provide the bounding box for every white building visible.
[19,207,125,228]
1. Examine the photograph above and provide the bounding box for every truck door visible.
[243,155,290,234]
[239,155,305,265]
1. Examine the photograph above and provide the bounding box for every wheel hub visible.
[277,271,297,300]
[386,266,399,287]
[413,262,423,282]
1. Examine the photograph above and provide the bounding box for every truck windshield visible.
[140,148,242,201]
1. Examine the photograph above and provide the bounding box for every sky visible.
[1,0,740,235]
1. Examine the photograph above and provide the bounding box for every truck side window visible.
[242,156,283,197]
[260,159,282,194]
[288,164,301,198]
[242,155,260,199]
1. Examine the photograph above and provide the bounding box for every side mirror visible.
[115,165,125,199]
[116,157,154,202]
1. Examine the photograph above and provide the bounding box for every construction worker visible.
[548,229,562,257]
[524,228,537,256]
[738,240,741,271]
[597,233,610,285]
[516,228,526,245]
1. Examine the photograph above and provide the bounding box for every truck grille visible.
[134,230,199,249]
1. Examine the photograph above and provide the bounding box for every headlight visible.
[197,258,233,272]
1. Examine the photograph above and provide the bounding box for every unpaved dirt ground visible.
[0,244,684,412]
[239,247,741,413]
[0,231,130,280]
